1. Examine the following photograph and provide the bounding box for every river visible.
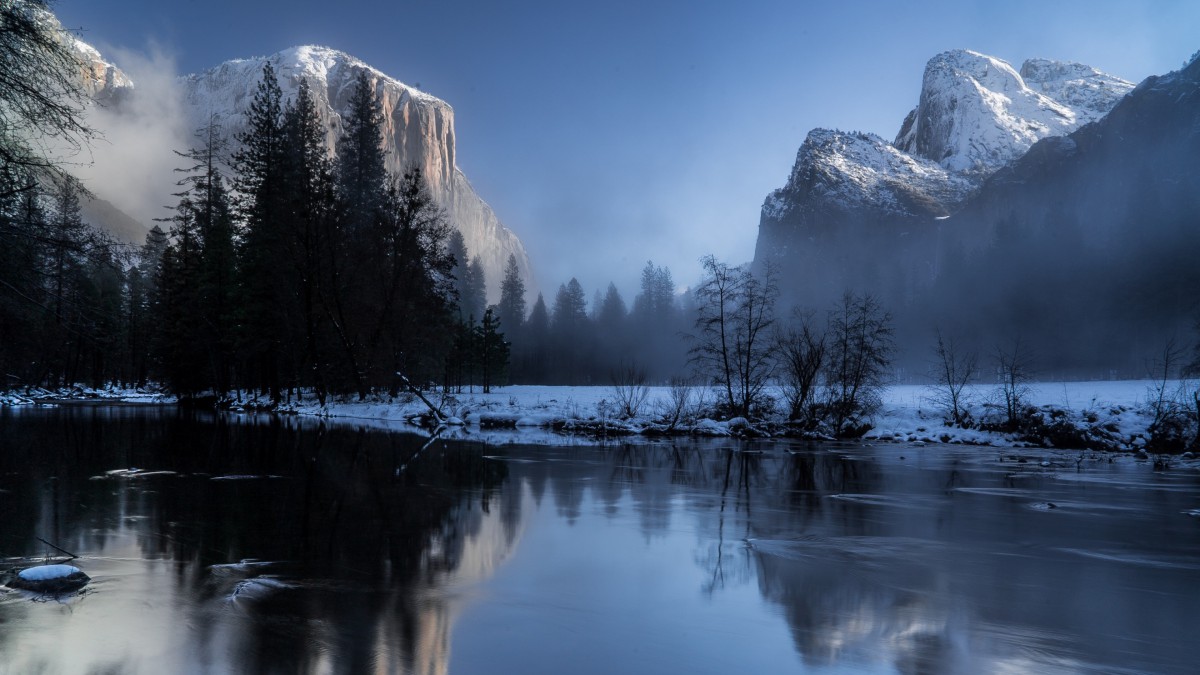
[0,405,1197,674]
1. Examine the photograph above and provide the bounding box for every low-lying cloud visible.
[74,44,191,228]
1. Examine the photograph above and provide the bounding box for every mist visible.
[74,44,190,229]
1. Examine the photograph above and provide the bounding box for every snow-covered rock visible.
[70,38,133,103]
[9,564,90,594]
[182,45,534,302]
[1019,58,1133,125]
[894,49,1132,175]
[763,129,974,222]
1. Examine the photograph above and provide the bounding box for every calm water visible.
[0,406,1198,674]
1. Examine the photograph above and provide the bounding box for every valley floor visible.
[286,380,1189,454]
[3,380,1195,456]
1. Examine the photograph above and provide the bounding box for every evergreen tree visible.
[521,292,550,382]
[552,278,588,330]
[336,68,388,231]
[551,278,590,383]
[234,62,289,400]
[126,225,168,386]
[282,77,338,401]
[597,282,627,330]
[497,253,527,333]
[156,196,206,394]
[465,255,487,322]
[0,172,47,385]
[445,230,484,323]
[176,118,238,393]
[475,307,509,393]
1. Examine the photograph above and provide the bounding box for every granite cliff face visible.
[754,48,1200,374]
[754,49,1134,308]
[184,46,533,302]
[893,50,1131,175]
[65,36,533,303]
[70,38,134,104]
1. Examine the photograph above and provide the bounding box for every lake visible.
[0,405,1198,674]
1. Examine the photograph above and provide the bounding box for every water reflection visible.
[1,409,1198,674]
[0,406,518,674]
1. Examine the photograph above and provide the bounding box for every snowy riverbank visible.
[0,385,176,407]
[3,380,1193,455]
[276,380,1192,453]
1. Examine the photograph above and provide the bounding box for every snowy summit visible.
[894,49,1133,175]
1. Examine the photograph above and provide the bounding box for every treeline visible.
[499,261,689,385]
[1,62,506,402]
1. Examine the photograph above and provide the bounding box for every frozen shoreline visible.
[279,380,1190,453]
[3,380,1195,455]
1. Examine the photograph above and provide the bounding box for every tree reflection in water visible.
[1,410,1198,674]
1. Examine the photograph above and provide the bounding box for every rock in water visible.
[10,564,91,594]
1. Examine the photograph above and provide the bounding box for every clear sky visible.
[54,0,1200,300]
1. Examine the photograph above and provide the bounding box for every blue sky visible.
[55,0,1200,299]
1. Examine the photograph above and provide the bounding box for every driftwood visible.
[37,536,79,560]
[397,373,445,424]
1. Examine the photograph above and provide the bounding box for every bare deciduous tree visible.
[994,337,1035,429]
[928,328,977,426]
[1145,339,1199,452]
[0,1,96,191]
[657,376,695,430]
[823,292,894,435]
[775,309,826,424]
[689,256,777,417]
[609,360,650,419]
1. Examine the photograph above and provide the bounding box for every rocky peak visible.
[1019,58,1133,125]
[894,49,1081,175]
[70,38,134,104]
[183,45,533,302]
[764,129,973,222]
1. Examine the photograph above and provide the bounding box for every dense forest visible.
[0,7,691,401]
[2,1,1198,416]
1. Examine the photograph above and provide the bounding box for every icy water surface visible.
[0,406,1198,674]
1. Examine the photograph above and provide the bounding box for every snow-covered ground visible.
[0,385,175,406]
[4,380,1192,454]
[278,380,1193,452]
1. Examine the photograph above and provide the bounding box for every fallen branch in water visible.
[37,537,79,561]
[397,372,445,425]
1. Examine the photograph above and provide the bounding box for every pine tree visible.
[598,282,627,330]
[497,253,527,333]
[336,68,388,231]
[522,293,550,382]
[282,77,337,402]
[551,278,590,383]
[234,61,289,401]
[476,307,509,393]
[176,118,238,393]
[465,256,487,323]
[126,225,168,386]
[445,230,484,323]
[156,196,206,395]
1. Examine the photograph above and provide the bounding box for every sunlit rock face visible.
[894,50,1132,176]
[183,46,534,301]
[753,49,1133,310]
[70,38,134,104]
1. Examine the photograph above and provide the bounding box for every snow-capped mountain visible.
[754,47,1200,374]
[762,129,974,225]
[753,48,1136,314]
[894,50,1133,175]
[70,38,133,104]
[760,50,1133,247]
[184,46,533,302]
[67,36,533,302]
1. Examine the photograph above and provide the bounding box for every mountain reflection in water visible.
[0,406,1197,674]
